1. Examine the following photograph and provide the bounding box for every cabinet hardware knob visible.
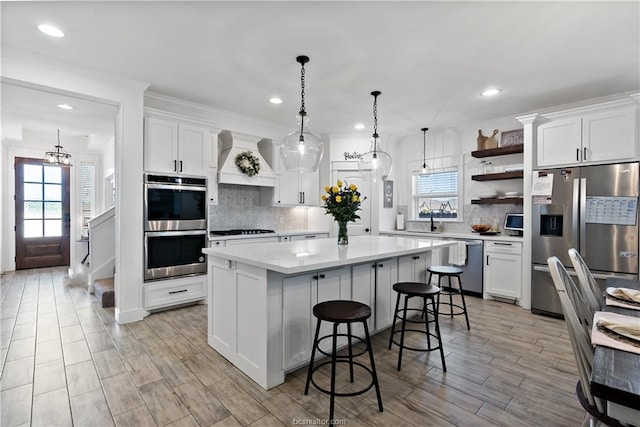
[576,148,580,162]
[179,160,183,172]
[319,274,325,279]
[378,264,383,268]
[486,255,490,265]
[412,256,420,260]
[313,275,318,280]
[174,160,177,172]
[583,147,587,161]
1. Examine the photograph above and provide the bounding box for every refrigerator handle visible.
[572,178,580,253]
[579,177,587,257]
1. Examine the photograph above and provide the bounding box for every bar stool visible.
[304,300,383,421]
[388,282,447,372]
[428,265,470,330]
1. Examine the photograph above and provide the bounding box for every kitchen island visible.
[202,235,455,389]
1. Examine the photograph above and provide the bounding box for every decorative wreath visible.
[235,151,261,177]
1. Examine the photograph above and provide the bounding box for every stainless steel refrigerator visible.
[531,162,639,317]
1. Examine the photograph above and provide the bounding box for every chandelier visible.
[281,55,324,173]
[44,129,72,167]
[358,91,392,181]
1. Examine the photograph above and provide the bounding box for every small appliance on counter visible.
[504,213,523,236]
[396,214,405,230]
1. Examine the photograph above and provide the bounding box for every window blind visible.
[80,163,95,234]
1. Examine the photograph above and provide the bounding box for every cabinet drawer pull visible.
[169,289,188,295]
[486,255,490,265]
[494,242,512,246]
[304,235,316,239]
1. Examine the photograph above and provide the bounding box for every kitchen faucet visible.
[430,214,437,232]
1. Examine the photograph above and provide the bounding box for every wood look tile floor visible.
[0,267,585,426]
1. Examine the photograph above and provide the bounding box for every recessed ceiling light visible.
[354,123,366,130]
[481,88,502,97]
[269,97,283,104]
[57,104,73,110]
[38,24,64,38]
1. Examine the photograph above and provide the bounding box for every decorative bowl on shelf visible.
[478,193,497,199]
[471,224,492,233]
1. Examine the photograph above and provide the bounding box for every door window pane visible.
[24,183,43,200]
[24,164,42,183]
[44,220,62,237]
[24,202,43,219]
[24,220,43,238]
[44,184,62,201]
[44,202,62,219]
[44,166,62,183]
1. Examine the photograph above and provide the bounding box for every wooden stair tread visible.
[93,278,114,308]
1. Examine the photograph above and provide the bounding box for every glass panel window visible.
[44,166,62,184]
[24,201,43,219]
[44,220,62,237]
[24,183,43,201]
[413,169,460,220]
[44,202,62,219]
[80,163,95,235]
[24,165,42,183]
[44,184,62,201]
[24,220,43,238]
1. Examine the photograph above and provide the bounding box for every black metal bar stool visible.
[304,300,383,422]
[428,265,470,330]
[388,282,447,372]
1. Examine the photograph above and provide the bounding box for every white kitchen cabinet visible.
[484,241,522,300]
[259,140,320,206]
[144,112,218,176]
[351,259,397,332]
[282,267,351,370]
[536,103,637,168]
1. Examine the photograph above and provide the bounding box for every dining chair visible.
[568,248,604,313]
[547,256,624,427]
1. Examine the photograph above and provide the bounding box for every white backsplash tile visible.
[208,184,306,230]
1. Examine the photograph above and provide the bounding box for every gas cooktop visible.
[210,229,276,236]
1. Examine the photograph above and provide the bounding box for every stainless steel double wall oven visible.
[144,174,207,281]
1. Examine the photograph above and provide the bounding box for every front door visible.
[15,157,71,269]
[332,169,371,236]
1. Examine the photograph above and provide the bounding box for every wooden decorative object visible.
[477,129,499,150]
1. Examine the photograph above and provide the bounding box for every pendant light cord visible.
[297,56,309,142]
[371,91,381,156]
[421,127,428,168]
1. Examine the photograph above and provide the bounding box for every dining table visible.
[590,277,640,412]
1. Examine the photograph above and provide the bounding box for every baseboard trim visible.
[114,307,149,324]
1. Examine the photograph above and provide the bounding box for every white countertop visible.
[380,229,524,243]
[203,235,455,275]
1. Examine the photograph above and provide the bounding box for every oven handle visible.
[145,183,207,191]
[145,230,207,237]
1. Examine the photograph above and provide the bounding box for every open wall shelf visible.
[471,171,524,181]
[471,145,523,158]
[471,197,523,205]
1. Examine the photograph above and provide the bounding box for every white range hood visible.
[217,130,276,187]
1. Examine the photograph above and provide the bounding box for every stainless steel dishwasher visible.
[441,239,484,297]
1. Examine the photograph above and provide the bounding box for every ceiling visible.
[2,1,639,142]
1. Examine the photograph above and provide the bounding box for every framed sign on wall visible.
[384,180,393,208]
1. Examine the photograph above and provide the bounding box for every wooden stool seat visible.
[313,300,371,323]
[393,282,440,297]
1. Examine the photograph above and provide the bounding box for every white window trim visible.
[409,155,464,222]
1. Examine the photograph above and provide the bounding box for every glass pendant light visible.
[43,129,72,167]
[420,127,430,176]
[358,91,392,181]
[281,55,324,173]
